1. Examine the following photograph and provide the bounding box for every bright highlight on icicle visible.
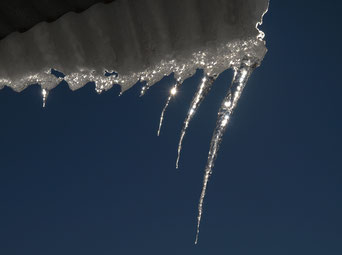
[194,62,254,244]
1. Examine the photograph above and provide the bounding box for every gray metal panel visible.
[0,0,113,39]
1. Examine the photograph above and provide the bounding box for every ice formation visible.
[195,61,255,243]
[0,0,269,243]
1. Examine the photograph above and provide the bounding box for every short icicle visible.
[140,84,149,97]
[176,74,215,169]
[194,62,254,244]
[41,88,49,108]
[140,79,151,97]
[157,79,181,136]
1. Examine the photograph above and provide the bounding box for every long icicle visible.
[195,63,254,244]
[176,75,215,168]
[157,80,181,136]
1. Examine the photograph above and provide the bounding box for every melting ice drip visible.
[0,0,269,244]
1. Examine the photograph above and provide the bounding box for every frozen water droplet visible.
[176,75,215,169]
[195,63,253,244]
[41,88,49,108]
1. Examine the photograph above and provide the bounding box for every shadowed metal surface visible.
[0,0,114,39]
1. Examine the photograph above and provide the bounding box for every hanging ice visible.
[176,75,215,169]
[0,0,269,243]
[157,78,181,136]
[195,61,254,244]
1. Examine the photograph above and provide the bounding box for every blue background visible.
[1,1,341,254]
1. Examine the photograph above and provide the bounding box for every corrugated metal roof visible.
[0,0,113,39]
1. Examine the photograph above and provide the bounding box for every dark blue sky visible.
[1,1,342,254]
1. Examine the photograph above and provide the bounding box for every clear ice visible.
[0,0,269,244]
[176,75,215,169]
[195,62,254,244]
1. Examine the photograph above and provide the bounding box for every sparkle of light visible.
[170,87,177,95]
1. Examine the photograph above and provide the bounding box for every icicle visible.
[95,85,104,94]
[140,84,148,96]
[95,88,103,94]
[176,74,215,169]
[140,80,151,97]
[41,88,49,108]
[157,80,181,136]
[194,63,254,244]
